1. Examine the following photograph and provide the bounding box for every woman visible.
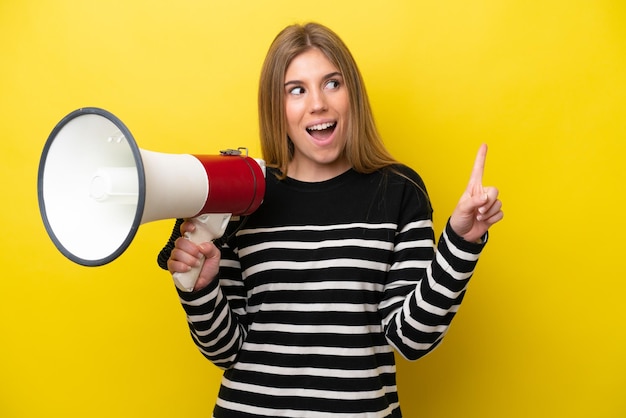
[162,22,502,418]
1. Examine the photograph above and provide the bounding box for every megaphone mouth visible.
[37,107,146,266]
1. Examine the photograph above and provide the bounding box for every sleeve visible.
[380,169,486,361]
[174,219,250,370]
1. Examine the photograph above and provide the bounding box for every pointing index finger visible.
[469,144,488,190]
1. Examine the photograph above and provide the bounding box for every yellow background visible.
[1,1,625,417]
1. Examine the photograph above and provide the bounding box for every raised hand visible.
[449,144,503,243]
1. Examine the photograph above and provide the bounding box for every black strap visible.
[156,218,183,270]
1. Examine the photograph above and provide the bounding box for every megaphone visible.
[37,107,266,292]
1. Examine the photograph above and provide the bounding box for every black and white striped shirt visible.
[176,166,485,417]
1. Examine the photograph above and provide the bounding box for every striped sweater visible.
[174,165,485,417]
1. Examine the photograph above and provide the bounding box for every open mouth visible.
[306,122,336,141]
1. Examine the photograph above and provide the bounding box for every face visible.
[284,48,351,182]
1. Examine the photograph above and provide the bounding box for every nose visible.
[309,89,327,113]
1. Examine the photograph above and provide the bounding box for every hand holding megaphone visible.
[167,216,226,292]
[38,107,265,292]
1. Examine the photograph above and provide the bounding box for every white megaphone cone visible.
[37,107,266,292]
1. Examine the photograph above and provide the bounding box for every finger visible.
[468,144,488,192]
[457,186,495,217]
[170,245,202,266]
[456,191,487,216]
[477,199,502,221]
[480,206,504,226]
[174,236,201,254]
[167,258,192,275]
[477,187,499,214]
[180,219,195,235]
[167,247,198,273]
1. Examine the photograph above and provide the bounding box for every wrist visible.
[446,220,488,249]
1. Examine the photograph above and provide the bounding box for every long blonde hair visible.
[258,22,398,177]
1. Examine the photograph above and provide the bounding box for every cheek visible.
[338,105,351,133]
[335,92,351,119]
[284,101,302,129]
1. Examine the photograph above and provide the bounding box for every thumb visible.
[198,242,220,258]
[459,189,488,215]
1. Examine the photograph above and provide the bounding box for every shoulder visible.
[382,164,427,190]
[379,164,432,214]
[266,166,283,180]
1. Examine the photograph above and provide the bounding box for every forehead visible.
[285,48,340,80]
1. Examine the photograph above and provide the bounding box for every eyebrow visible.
[284,71,343,87]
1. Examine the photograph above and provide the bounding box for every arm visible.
[168,220,249,369]
[382,218,485,360]
[382,144,502,360]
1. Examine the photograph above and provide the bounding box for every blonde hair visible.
[258,22,398,177]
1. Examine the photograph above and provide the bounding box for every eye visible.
[325,79,340,90]
[289,86,305,96]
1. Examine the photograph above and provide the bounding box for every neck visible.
[287,160,352,182]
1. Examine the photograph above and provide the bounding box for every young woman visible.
[161,22,503,418]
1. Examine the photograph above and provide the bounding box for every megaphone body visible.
[38,107,266,292]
